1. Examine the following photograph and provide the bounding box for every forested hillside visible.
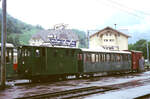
[0,9,43,46]
[72,29,88,48]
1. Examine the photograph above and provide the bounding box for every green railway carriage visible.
[17,46,82,81]
[81,49,132,74]
[0,44,15,80]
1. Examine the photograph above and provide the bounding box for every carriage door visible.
[34,48,46,74]
[77,53,83,72]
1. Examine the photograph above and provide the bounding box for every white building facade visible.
[89,27,130,51]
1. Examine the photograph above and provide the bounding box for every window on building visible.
[106,33,108,36]
[104,39,108,42]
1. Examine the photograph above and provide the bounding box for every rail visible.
[15,86,117,99]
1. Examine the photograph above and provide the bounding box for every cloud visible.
[128,16,150,33]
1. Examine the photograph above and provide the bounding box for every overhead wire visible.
[107,0,150,16]
[99,0,148,19]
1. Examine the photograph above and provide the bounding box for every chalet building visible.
[89,27,130,51]
[29,29,79,48]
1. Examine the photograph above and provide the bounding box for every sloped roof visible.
[31,29,79,42]
[0,43,14,47]
[90,26,131,38]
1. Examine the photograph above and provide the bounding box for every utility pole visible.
[1,0,7,89]
[147,41,149,63]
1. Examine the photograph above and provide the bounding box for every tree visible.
[72,29,88,48]
[129,39,150,60]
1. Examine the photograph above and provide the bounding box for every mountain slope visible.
[0,9,43,46]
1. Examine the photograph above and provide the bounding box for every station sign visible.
[49,38,76,47]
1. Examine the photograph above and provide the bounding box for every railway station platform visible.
[85,84,150,99]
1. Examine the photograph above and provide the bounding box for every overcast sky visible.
[0,0,150,30]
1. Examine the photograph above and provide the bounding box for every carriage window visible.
[111,54,114,62]
[28,50,30,56]
[123,54,127,61]
[77,53,82,60]
[117,54,120,61]
[91,53,95,62]
[14,52,17,64]
[85,54,87,61]
[22,49,25,57]
[96,54,99,62]
[101,54,104,62]
[25,49,30,57]
[6,50,12,63]
[85,53,91,62]
[103,54,106,62]
[115,54,118,62]
[84,54,86,61]
[120,54,123,61]
[35,49,40,57]
[122,54,125,60]
[25,49,27,56]
[99,54,101,62]
[106,54,110,62]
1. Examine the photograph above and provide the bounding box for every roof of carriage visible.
[18,45,82,50]
[81,48,131,54]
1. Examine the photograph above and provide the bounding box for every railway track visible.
[15,86,117,99]
[13,72,150,99]
[15,77,150,99]
[134,94,150,99]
